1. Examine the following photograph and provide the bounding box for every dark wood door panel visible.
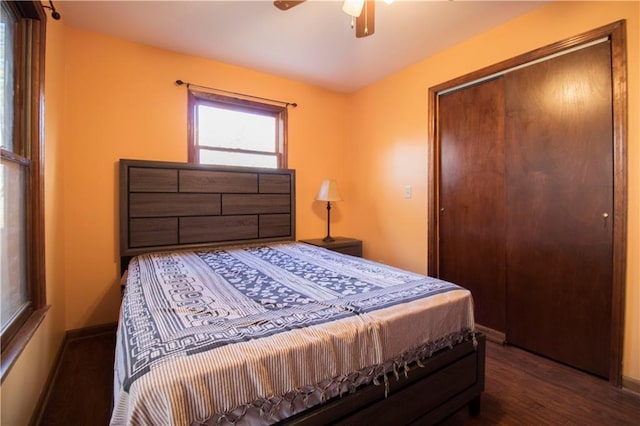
[504,41,613,378]
[439,77,507,332]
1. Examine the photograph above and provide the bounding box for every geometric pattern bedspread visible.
[111,242,475,425]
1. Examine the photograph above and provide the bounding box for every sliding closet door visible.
[504,41,613,378]
[439,78,506,332]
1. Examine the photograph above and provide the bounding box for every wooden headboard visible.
[119,159,295,271]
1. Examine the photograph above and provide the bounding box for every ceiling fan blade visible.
[355,0,375,38]
[273,1,306,11]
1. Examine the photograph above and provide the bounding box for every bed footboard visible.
[283,333,486,425]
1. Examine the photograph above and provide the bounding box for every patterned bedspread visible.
[111,242,474,425]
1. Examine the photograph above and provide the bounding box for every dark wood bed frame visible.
[119,159,485,425]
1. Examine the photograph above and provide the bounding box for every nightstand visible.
[300,237,363,258]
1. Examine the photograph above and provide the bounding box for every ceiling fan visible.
[274,0,376,38]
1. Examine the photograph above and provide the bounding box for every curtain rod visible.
[175,80,298,108]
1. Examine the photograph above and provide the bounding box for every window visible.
[1,0,47,380]
[188,90,288,168]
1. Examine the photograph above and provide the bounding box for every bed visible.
[113,159,485,425]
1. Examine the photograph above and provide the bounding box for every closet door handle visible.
[602,212,609,227]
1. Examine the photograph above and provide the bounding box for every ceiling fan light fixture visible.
[342,0,365,17]
[274,0,378,38]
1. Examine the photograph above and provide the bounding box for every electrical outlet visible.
[404,185,412,199]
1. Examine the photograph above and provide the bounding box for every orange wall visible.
[347,1,639,382]
[60,26,351,330]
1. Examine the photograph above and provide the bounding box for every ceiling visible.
[56,0,548,94]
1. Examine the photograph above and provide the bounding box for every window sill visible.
[1,305,50,383]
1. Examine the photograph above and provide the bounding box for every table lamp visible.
[316,179,342,242]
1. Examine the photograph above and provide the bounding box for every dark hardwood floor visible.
[39,332,116,426]
[38,332,640,425]
[440,343,640,425]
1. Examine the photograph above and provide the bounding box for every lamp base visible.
[322,201,335,244]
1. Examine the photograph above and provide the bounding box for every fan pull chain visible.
[351,16,355,29]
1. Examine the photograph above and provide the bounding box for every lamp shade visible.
[316,179,343,202]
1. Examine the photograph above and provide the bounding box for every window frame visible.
[187,90,288,168]
[0,0,48,382]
